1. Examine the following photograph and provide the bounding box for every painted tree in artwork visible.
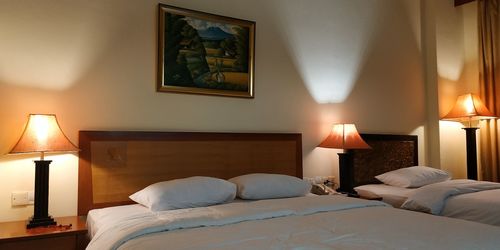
[220,38,236,58]
[164,13,193,86]
[180,24,209,81]
[233,27,249,72]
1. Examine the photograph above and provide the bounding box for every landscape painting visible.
[157,4,255,98]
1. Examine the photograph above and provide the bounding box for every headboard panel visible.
[351,134,418,187]
[78,131,302,215]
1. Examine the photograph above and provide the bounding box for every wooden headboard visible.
[78,131,302,215]
[351,134,418,187]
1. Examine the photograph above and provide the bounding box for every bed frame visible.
[77,131,302,215]
[351,134,418,187]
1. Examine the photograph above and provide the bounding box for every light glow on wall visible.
[439,120,467,178]
[436,45,464,81]
[270,0,381,103]
[435,0,466,82]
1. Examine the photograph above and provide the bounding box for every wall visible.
[0,0,426,222]
[435,1,479,178]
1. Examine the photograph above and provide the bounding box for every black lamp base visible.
[27,160,57,229]
[463,127,479,180]
[27,215,56,229]
[337,151,355,194]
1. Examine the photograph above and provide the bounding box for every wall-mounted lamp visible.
[9,114,79,228]
[442,93,496,180]
[318,123,371,194]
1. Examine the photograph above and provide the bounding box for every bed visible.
[351,133,500,226]
[78,131,500,250]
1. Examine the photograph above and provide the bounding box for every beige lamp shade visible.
[318,124,371,149]
[442,93,496,121]
[10,114,78,157]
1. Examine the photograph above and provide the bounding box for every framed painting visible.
[157,4,255,98]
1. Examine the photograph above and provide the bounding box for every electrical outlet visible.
[12,191,33,206]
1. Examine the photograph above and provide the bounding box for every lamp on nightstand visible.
[442,93,496,180]
[318,123,371,194]
[9,114,79,228]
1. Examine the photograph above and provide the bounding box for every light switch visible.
[11,191,34,206]
[28,191,34,203]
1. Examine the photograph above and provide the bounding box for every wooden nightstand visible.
[0,216,88,250]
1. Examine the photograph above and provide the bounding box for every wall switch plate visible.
[28,191,34,203]
[11,191,34,206]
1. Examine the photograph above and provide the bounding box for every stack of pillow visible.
[354,166,451,205]
[129,173,312,212]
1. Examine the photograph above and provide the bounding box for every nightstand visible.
[0,216,88,250]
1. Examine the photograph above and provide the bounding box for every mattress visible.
[87,195,500,250]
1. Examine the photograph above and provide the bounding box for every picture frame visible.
[157,4,255,98]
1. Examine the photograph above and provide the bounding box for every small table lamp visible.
[318,124,371,194]
[9,114,79,228]
[442,93,496,180]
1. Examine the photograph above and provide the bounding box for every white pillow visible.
[375,166,450,188]
[129,176,236,211]
[229,173,311,200]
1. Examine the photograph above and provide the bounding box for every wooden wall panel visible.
[78,131,302,215]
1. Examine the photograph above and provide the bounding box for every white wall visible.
[435,1,478,178]
[0,0,426,222]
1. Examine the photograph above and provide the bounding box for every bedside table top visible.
[0,216,87,242]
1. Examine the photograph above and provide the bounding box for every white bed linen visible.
[356,180,500,226]
[354,184,414,207]
[87,200,252,237]
[87,195,500,250]
[88,196,387,250]
[401,179,500,214]
[87,204,149,238]
[442,189,500,226]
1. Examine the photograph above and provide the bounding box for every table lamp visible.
[318,123,371,194]
[9,114,79,228]
[442,93,496,180]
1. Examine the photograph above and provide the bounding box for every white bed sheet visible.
[87,199,255,237]
[357,180,500,226]
[442,188,500,226]
[87,195,500,250]
[401,179,500,226]
[122,207,500,250]
[354,184,414,207]
[87,204,149,238]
